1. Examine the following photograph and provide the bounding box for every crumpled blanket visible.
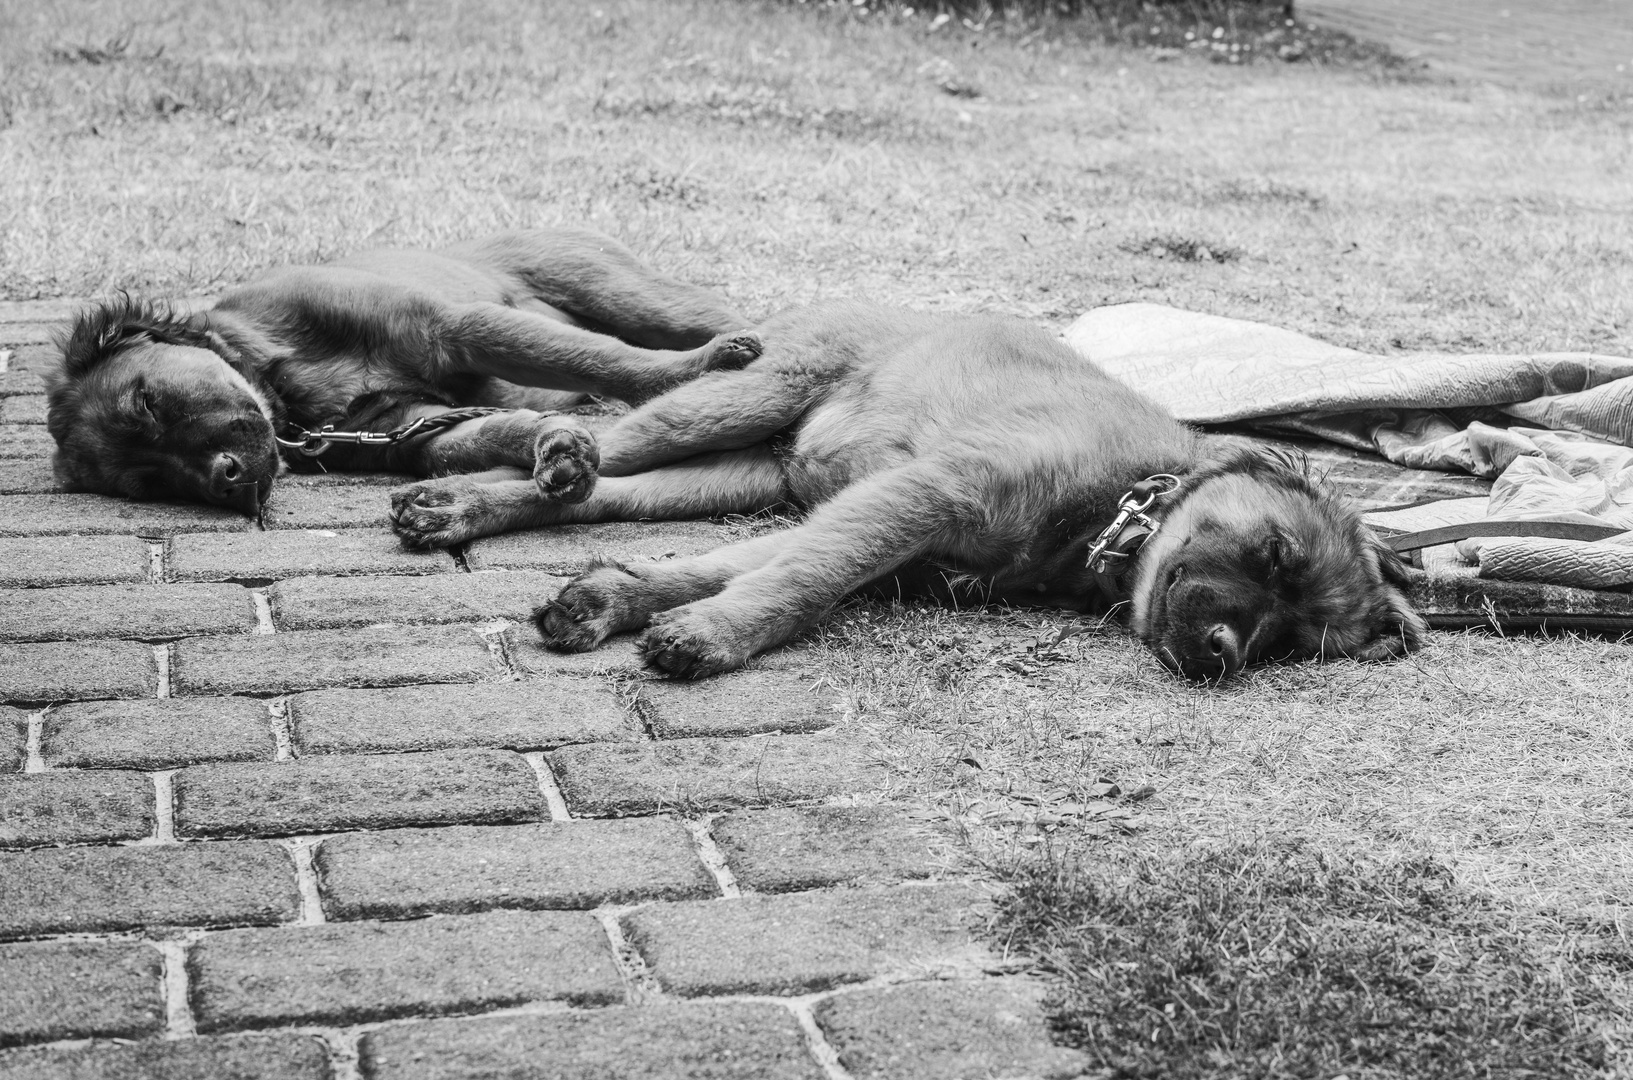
[1064,303,1633,590]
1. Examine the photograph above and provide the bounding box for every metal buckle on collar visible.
[1085,474,1181,576]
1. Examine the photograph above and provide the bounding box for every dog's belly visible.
[780,391,914,505]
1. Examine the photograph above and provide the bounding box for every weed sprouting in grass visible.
[1122,233,1243,263]
[995,839,1626,1079]
[47,30,139,66]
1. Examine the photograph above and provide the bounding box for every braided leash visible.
[275,406,513,457]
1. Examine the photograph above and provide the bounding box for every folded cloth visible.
[1065,304,1633,591]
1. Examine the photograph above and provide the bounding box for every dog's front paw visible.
[533,421,599,504]
[534,563,643,652]
[637,609,749,679]
[703,331,763,371]
[389,477,490,548]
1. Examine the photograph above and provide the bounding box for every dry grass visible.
[3,0,1629,351]
[4,0,1631,1063]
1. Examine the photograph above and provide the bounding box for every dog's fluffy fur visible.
[46,229,760,515]
[387,300,1426,680]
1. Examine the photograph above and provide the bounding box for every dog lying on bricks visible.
[44,229,760,516]
[388,300,1426,680]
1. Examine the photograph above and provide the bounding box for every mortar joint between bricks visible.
[683,814,742,898]
[154,938,197,1040]
[146,540,166,584]
[284,837,328,925]
[613,674,660,741]
[312,1030,365,1080]
[523,751,572,821]
[595,908,666,1005]
[481,620,517,675]
[23,706,45,772]
[153,643,172,699]
[251,588,277,634]
[784,998,856,1080]
[141,770,179,844]
[269,697,295,761]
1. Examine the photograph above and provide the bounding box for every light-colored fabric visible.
[1064,303,1633,590]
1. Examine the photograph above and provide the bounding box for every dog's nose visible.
[1175,623,1242,682]
[1207,623,1241,670]
[207,452,263,516]
[208,452,243,493]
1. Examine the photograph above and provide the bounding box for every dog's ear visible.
[1349,531,1427,661]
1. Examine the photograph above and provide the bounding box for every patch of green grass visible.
[994,839,1627,1079]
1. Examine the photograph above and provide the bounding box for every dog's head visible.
[46,297,281,515]
[1129,446,1425,681]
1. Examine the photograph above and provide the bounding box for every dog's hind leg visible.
[582,366,827,477]
[637,461,965,677]
[389,445,788,549]
[445,229,747,350]
[438,302,762,405]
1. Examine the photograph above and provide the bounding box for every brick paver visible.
[0,535,149,588]
[0,709,22,772]
[359,1001,824,1080]
[258,482,396,530]
[269,569,564,631]
[813,979,1091,1080]
[42,697,275,770]
[0,842,299,939]
[638,670,841,737]
[190,909,623,1031]
[0,638,158,704]
[0,395,45,424]
[0,1033,332,1080]
[0,493,253,538]
[289,679,631,755]
[0,582,256,643]
[0,425,55,459]
[0,771,154,848]
[712,805,951,892]
[0,940,164,1046]
[463,520,733,573]
[622,883,991,996]
[549,733,887,816]
[170,624,498,696]
[173,749,545,838]
[316,818,716,920]
[0,459,59,496]
[168,528,453,582]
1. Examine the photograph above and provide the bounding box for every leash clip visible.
[1085,473,1180,574]
[274,408,512,459]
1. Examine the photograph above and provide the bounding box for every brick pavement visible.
[0,304,1079,1078]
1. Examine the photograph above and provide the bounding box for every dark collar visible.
[1085,474,1180,607]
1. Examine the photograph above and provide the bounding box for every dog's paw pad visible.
[533,423,599,504]
[707,332,762,370]
[534,565,641,651]
[388,480,484,549]
[637,615,741,679]
[534,601,601,652]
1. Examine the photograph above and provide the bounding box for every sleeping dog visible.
[45,229,760,515]
[386,301,1428,681]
